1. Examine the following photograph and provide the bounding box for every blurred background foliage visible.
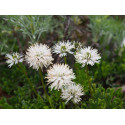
[0,15,125,109]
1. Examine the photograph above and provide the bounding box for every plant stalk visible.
[85,64,93,96]
[64,56,67,64]
[18,63,38,97]
[39,68,52,107]
[59,90,64,109]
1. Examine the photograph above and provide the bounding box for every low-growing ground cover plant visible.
[0,15,125,109]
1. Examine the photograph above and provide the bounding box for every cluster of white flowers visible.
[46,63,84,104]
[75,46,101,67]
[25,43,53,70]
[61,83,84,104]
[6,52,24,68]
[6,40,101,105]
[53,40,75,57]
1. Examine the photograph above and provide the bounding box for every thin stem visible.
[74,103,79,109]
[59,90,64,109]
[64,56,67,64]
[18,63,38,97]
[39,68,52,107]
[85,64,93,96]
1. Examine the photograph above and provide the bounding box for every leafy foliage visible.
[88,15,125,44]
[5,15,52,43]
[85,85,123,109]
[88,16,125,59]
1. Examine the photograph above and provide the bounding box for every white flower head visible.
[73,41,83,51]
[61,83,84,104]
[25,43,53,70]
[46,63,75,90]
[6,52,24,68]
[75,46,101,67]
[53,40,75,57]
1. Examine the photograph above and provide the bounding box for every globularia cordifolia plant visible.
[5,40,101,108]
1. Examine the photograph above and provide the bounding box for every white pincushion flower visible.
[46,64,75,90]
[61,83,84,104]
[25,43,53,70]
[53,40,75,57]
[73,41,83,51]
[6,52,24,68]
[75,46,101,67]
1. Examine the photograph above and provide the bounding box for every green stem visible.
[74,103,78,109]
[85,64,93,96]
[39,68,52,107]
[59,90,64,109]
[64,56,67,64]
[18,63,38,97]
